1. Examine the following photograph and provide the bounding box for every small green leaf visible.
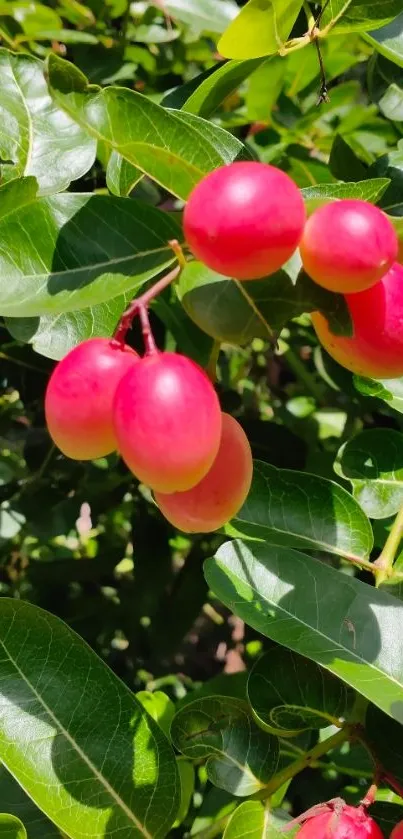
[223,801,283,839]
[0,598,180,839]
[335,429,403,520]
[164,0,238,36]
[46,54,249,200]
[0,48,95,195]
[229,461,373,563]
[321,0,401,35]
[218,0,303,60]
[182,57,265,118]
[106,151,142,197]
[329,134,368,181]
[0,180,180,318]
[247,644,353,736]
[204,540,403,724]
[174,760,195,827]
[136,691,176,739]
[171,696,279,797]
[354,375,403,415]
[0,814,26,839]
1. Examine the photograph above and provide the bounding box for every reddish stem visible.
[113,255,182,349]
[382,770,403,799]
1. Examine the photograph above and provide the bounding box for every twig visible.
[374,501,403,586]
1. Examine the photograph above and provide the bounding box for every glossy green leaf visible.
[136,690,176,739]
[363,12,403,67]
[182,57,265,118]
[170,696,279,797]
[5,294,128,360]
[228,461,373,562]
[354,375,403,415]
[179,263,351,347]
[0,179,180,317]
[106,151,142,197]
[366,704,403,784]
[321,0,401,34]
[335,429,403,519]
[46,54,249,200]
[301,178,391,206]
[0,2,62,34]
[164,0,238,35]
[190,787,237,837]
[0,598,180,839]
[0,48,95,195]
[223,801,283,839]
[0,766,60,839]
[247,644,353,736]
[218,0,303,59]
[369,140,403,215]
[0,815,26,839]
[204,540,403,724]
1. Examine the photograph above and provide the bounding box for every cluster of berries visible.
[185,161,402,380]
[45,341,253,534]
[45,160,401,535]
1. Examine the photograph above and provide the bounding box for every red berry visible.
[300,199,398,293]
[113,351,222,492]
[155,412,253,532]
[183,162,306,280]
[45,338,138,460]
[312,262,403,379]
[298,806,384,839]
[391,821,403,839]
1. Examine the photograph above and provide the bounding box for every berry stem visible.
[374,501,403,586]
[113,240,184,348]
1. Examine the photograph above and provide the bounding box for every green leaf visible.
[190,787,237,837]
[174,760,195,827]
[363,12,403,67]
[182,57,265,118]
[369,140,403,216]
[46,54,249,200]
[335,429,403,520]
[106,151,142,197]
[223,801,283,839]
[228,461,373,563]
[0,815,26,839]
[0,2,62,35]
[5,294,128,360]
[329,134,368,181]
[204,539,403,724]
[164,0,238,35]
[301,178,391,206]
[0,48,96,195]
[170,696,279,797]
[178,263,352,347]
[366,704,403,784]
[0,766,60,839]
[0,598,180,839]
[218,0,303,59]
[0,180,180,317]
[136,690,176,739]
[354,375,403,415]
[247,644,353,736]
[321,0,402,34]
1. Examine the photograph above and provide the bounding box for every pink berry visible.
[298,806,384,839]
[113,352,222,492]
[391,821,403,839]
[183,162,306,280]
[155,413,253,532]
[300,199,398,293]
[312,262,403,379]
[45,338,138,460]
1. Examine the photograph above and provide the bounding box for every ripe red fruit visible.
[155,412,253,533]
[113,351,222,492]
[300,199,398,293]
[183,162,306,280]
[45,338,138,460]
[312,262,403,379]
[297,805,384,839]
[391,821,403,839]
